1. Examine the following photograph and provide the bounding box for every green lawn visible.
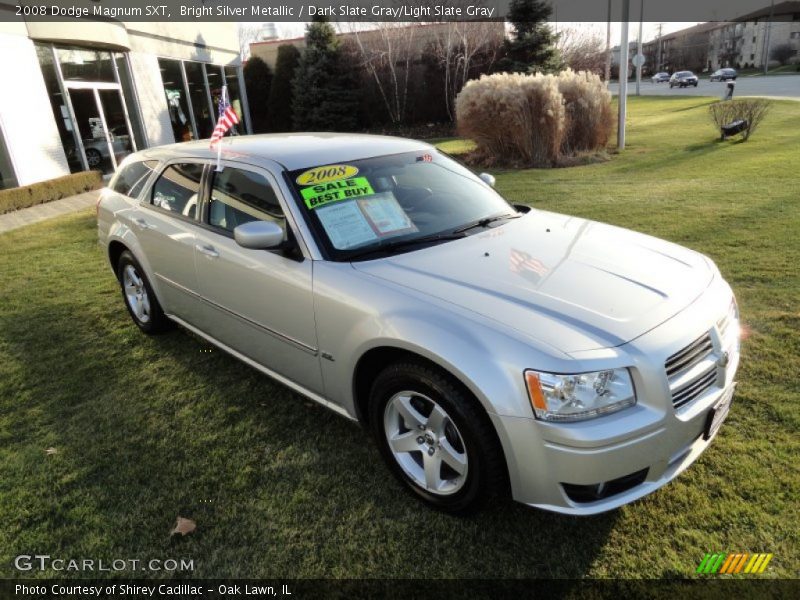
[1,96,798,579]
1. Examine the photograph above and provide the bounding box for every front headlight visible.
[524,368,636,422]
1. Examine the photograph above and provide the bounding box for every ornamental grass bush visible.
[557,69,613,155]
[455,70,613,168]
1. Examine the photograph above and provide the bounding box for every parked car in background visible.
[97,134,740,515]
[669,71,699,88]
[651,72,670,83]
[710,68,738,82]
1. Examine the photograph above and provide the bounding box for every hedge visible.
[0,170,103,215]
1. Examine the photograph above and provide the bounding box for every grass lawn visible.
[1,96,798,579]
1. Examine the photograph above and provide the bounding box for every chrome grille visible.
[671,367,716,409]
[665,333,714,378]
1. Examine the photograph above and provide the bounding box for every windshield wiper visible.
[452,213,521,235]
[347,232,466,261]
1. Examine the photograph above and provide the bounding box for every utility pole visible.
[636,0,643,96]
[605,0,612,84]
[657,23,663,71]
[763,0,775,75]
[618,0,630,150]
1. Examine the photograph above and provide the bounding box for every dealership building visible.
[0,18,250,190]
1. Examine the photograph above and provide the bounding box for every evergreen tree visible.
[291,16,359,132]
[499,0,560,73]
[266,44,301,132]
[243,56,272,133]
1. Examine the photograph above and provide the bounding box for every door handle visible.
[196,244,219,259]
[132,217,152,230]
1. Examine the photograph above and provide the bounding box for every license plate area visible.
[703,382,736,441]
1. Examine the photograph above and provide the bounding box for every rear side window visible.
[111,160,158,198]
[151,163,204,219]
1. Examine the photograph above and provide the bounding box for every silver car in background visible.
[97,134,740,515]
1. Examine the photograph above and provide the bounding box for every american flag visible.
[209,87,239,148]
[510,248,549,282]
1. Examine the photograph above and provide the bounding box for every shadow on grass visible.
[1,286,619,578]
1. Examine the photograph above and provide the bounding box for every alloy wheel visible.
[383,391,468,495]
[123,264,151,324]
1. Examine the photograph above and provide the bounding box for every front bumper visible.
[493,279,739,515]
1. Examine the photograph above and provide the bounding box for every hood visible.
[352,211,714,353]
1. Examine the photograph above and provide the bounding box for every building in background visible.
[0,20,250,190]
[641,1,800,74]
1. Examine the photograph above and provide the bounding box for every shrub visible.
[291,17,359,132]
[266,44,301,132]
[243,56,272,133]
[456,70,612,168]
[556,69,613,154]
[0,170,102,214]
[456,72,565,167]
[709,98,771,141]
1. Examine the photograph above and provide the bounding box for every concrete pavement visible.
[609,73,800,101]
[0,190,100,234]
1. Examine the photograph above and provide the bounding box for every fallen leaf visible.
[45,448,58,455]
[170,516,196,537]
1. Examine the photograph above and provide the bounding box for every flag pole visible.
[215,85,227,172]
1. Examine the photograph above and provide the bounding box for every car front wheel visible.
[117,250,172,334]
[369,362,507,514]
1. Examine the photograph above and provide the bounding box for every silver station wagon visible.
[97,134,740,514]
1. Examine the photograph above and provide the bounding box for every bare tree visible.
[557,26,606,75]
[238,23,265,61]
[345,22,418,125]
[427,20,504,121]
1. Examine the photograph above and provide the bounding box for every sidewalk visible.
[0,190,100,234]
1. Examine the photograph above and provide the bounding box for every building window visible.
[791,32,800,39]
[56,47,116,82]
[35,44,83,173]
[751,53,755,60]
[0,123,18,190]
[159,58,194,142]
[158,58,241,142]
[115,55,147,150]
[224,66,247,132]
[184,61,215,139]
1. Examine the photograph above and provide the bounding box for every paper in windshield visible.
[315,200,378,249]
[358,193,418,237]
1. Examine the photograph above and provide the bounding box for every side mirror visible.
[234,221,284,250]
[479,172,496,188]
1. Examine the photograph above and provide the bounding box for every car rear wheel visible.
[369,361,507,514]
[117,250,172,334]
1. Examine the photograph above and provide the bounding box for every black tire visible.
[84,148,102,168]
[694,82,698,87]
[116,250,172,334]
[368,361,507,514]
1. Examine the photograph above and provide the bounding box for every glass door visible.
[66,85,136,174]
[98,89,135,167]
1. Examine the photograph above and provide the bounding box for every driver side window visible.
[207,167,286,235]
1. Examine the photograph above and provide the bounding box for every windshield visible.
[287,150,515,261]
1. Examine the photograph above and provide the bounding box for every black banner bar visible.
[0,0,791,23]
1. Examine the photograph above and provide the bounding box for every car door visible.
[192,162,324,394]
[129,160,207,325]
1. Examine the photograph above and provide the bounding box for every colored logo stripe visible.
[696,553,773,574]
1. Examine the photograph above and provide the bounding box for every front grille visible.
[671,367,717,409]
[665,333,714,378]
